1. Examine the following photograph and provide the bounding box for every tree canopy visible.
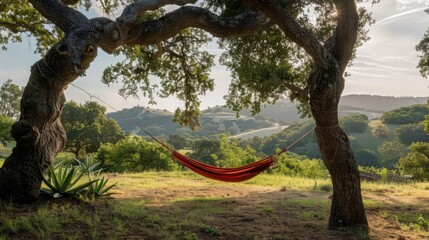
[381,104,429,125]
[1,0,375,128]
[0,79,23,120]
[340,114,368,133]
[398,142,429,181]
[61,101,124,157]
[0,115,13,146]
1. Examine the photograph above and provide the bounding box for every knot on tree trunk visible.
[11,120,40,144]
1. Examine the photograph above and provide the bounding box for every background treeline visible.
[1,79,428,180]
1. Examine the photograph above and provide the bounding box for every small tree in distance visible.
[61,101,124,158]
[0,80,23,120]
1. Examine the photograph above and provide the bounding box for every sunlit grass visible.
[363,199,385,209]
[282,197,329,208]
[243,174,331,190]
[1,170,429,239]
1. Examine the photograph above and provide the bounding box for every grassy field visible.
[0,172,428,239]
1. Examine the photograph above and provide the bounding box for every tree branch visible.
[119,0,197,22]
[242,0,332,69]
[28,0,89,32]
[271,71,309,102]
[98,6,271,53]
[330,0,359,72]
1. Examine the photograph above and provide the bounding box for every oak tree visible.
[61,101,124,158]
[0,79,23,120]
[0,0,377,228]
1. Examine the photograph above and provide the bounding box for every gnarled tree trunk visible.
[0,36,96,202]
[309,65,367,228]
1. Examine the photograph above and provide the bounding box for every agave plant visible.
[84,170,117,199]
[75,156,102,173]
[41,161,97,198]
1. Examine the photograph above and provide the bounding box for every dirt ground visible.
[110,180,428,240]
[2,174,428,240]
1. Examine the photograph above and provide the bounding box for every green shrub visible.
[96,136,178,172]
[340,114,368,133]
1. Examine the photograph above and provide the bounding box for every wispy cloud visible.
[397,0,429,9]
[377,7,427,25]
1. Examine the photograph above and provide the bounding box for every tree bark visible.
[0,32,97,201]
[309,64,368,228]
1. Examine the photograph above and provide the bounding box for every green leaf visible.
[65,180,98,194]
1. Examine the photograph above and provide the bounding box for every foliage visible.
[61,101,124,157]
[377,141,408,169]
[425,100,429,134]
[218,1,375,117]
[84,170,117,199]
[371,124,389,138]
[96,135,178,172]
[0,79,23,119]
[0,0,62,54]
[340,114,369,133]
[272,152,328,179]
[42,158,116,199]
[253,120,315,156]
[354,149,379,167]
[102,17,214,129]
[188,138,221,166]
[398,142,429,181]
[396,213,429,232]
[211,135,259,167]
[416,26,429,78]
[167,134,190,150]
[395,122,429,145]
[381,104,429,125]
[0,115,13,146]
[41,161,97,198]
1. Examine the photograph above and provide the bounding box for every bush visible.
[371,125,389,138]
[273,152,328,178]
[398,142,429,181]
[395,122,429,145]
[355,149,379,167]
[96,136,178,172]
[340,114,368,133]
[378,141,408,169]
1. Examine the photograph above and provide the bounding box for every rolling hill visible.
[107,106,275,137]
[107,95,427,138]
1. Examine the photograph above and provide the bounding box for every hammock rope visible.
[70,84,314,182]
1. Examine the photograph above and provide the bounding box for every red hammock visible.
[172,151,276,182]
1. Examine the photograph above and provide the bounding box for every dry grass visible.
[1,172,428,239]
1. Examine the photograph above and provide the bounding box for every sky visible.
[0,0,428,113]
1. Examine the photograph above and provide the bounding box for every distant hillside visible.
[107,95,427,138]
[240,99,308,124]
[339,95,427,112]
[240,95,427,123]
[107,106,274,137]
